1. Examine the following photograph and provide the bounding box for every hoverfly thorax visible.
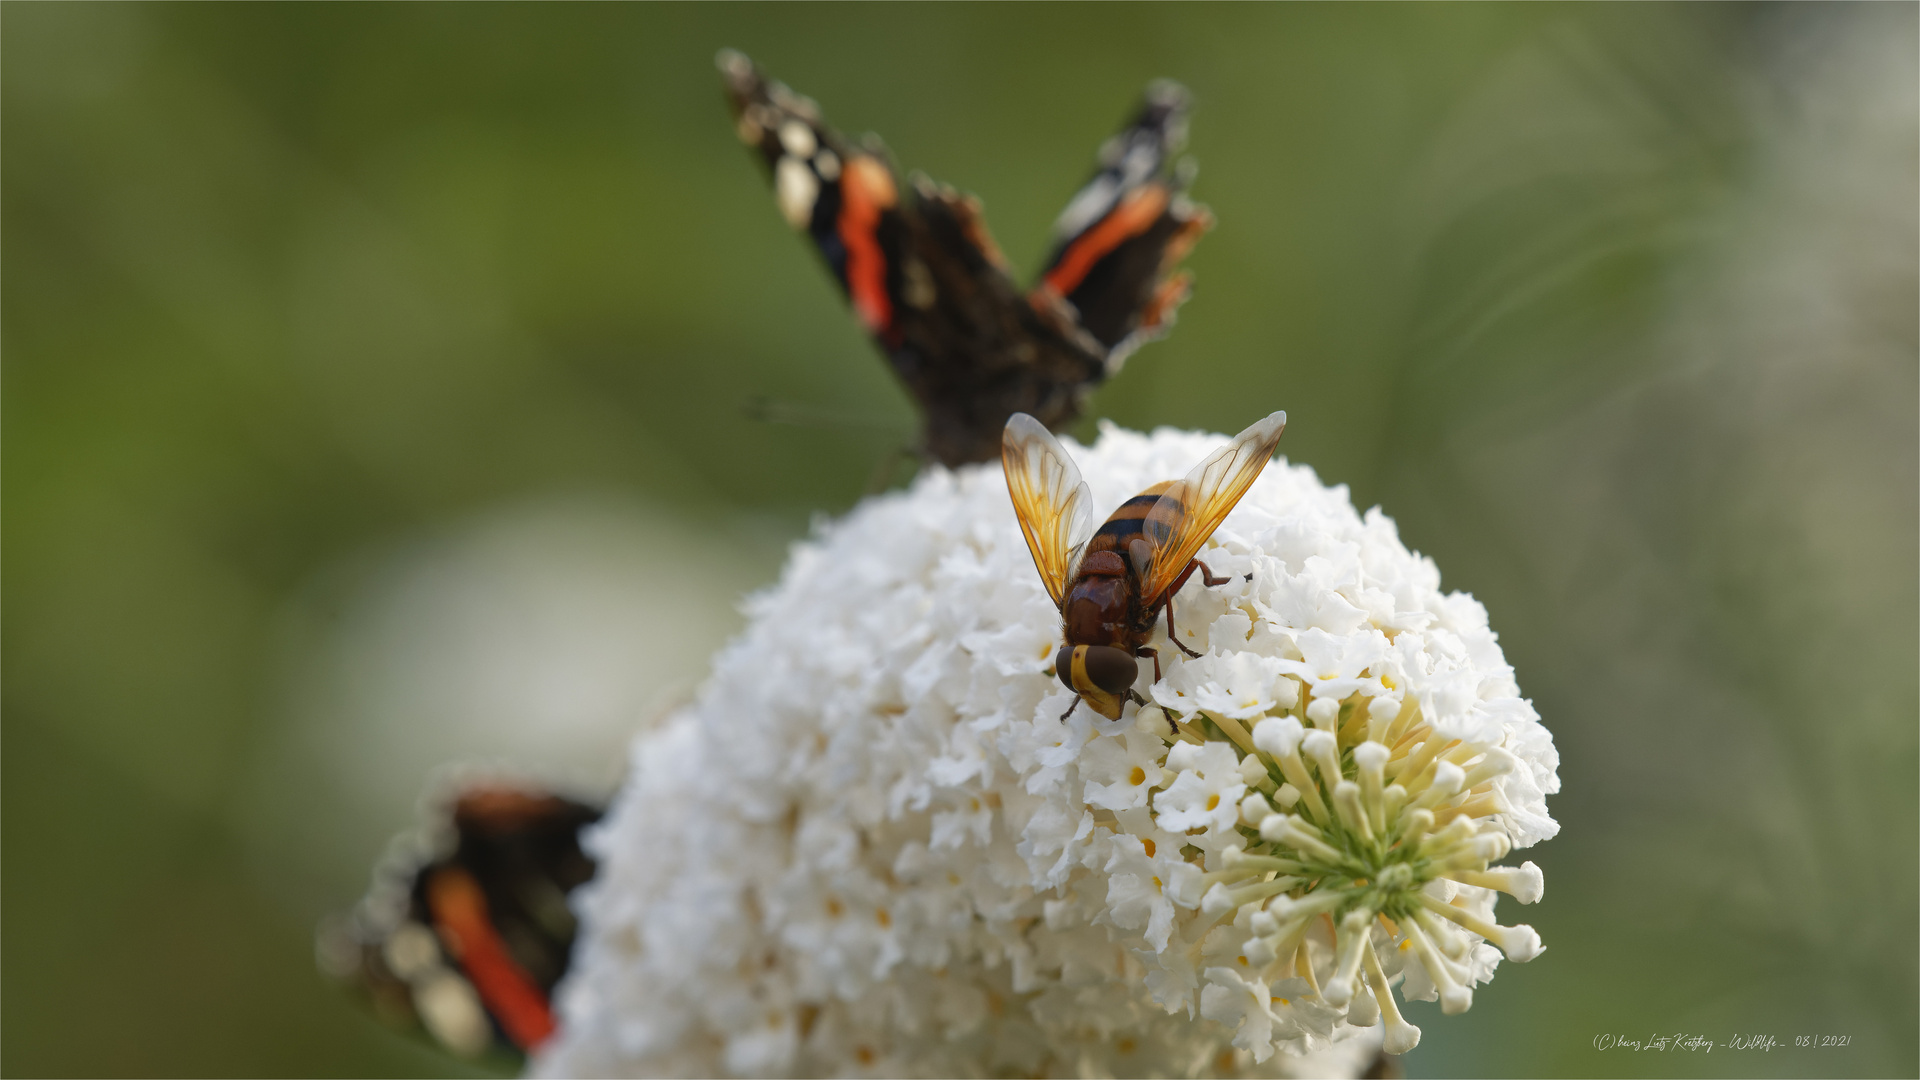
[1062,550,1133,646]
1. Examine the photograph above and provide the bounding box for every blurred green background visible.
[4,3,1914,1076]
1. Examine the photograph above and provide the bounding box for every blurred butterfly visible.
[719,50,1212,468]
[317,782,601,1062]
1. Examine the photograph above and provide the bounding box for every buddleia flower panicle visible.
[537,422,1558,1077]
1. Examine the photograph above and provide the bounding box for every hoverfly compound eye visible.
[1055,646,1076,691]
[1083,646,1139,696]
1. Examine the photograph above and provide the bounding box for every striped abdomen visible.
[1085,480,1181,573]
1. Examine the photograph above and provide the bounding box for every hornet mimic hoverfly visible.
[1002,410,1287,721]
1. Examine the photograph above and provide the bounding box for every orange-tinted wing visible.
[1001,413,1094,608]
[1140,411,1287,603]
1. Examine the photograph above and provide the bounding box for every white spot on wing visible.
[414,970,491,1057]
[1053,176,1119,239]
[779,120,818,158]
[814,148,841,181]
[382,921,441,979]
[1119,140,1158,185]
[775,156,819,229]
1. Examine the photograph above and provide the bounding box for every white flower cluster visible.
[536,422,1559,1077]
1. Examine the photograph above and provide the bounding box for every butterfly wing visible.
[1139,411,1288,604]
[1034,80,1214,368]
[719,49,909,342]
[318,783,602,1059]
[1001,412,1095,608]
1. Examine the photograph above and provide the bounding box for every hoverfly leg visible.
[1162,559,1236,659]
[1165,599,1204,659]
[1192,558,1231,588]
[1059,697,1081,722]
[1127,690,1177,736]
[1135,646,1161,683]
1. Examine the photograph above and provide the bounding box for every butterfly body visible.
[720,51,1211,467]
[1003,412,1287,720]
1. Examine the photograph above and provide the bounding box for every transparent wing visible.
[1001,413,1094,608]
[1140,411,1287,602]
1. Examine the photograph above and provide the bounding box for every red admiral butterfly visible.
[317,783,601,1061]
[719,50,1212,468]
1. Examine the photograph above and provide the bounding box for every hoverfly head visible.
[1059,644,1139,697]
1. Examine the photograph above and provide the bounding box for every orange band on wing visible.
[838,156,898,336]
[1043,185,1170,298]
[1140,271,1192,332]
[427,866,557,1051]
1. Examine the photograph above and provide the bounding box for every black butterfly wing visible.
[1034,80,1213,366]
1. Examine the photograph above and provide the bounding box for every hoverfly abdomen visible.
[1089,487,1171,546]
